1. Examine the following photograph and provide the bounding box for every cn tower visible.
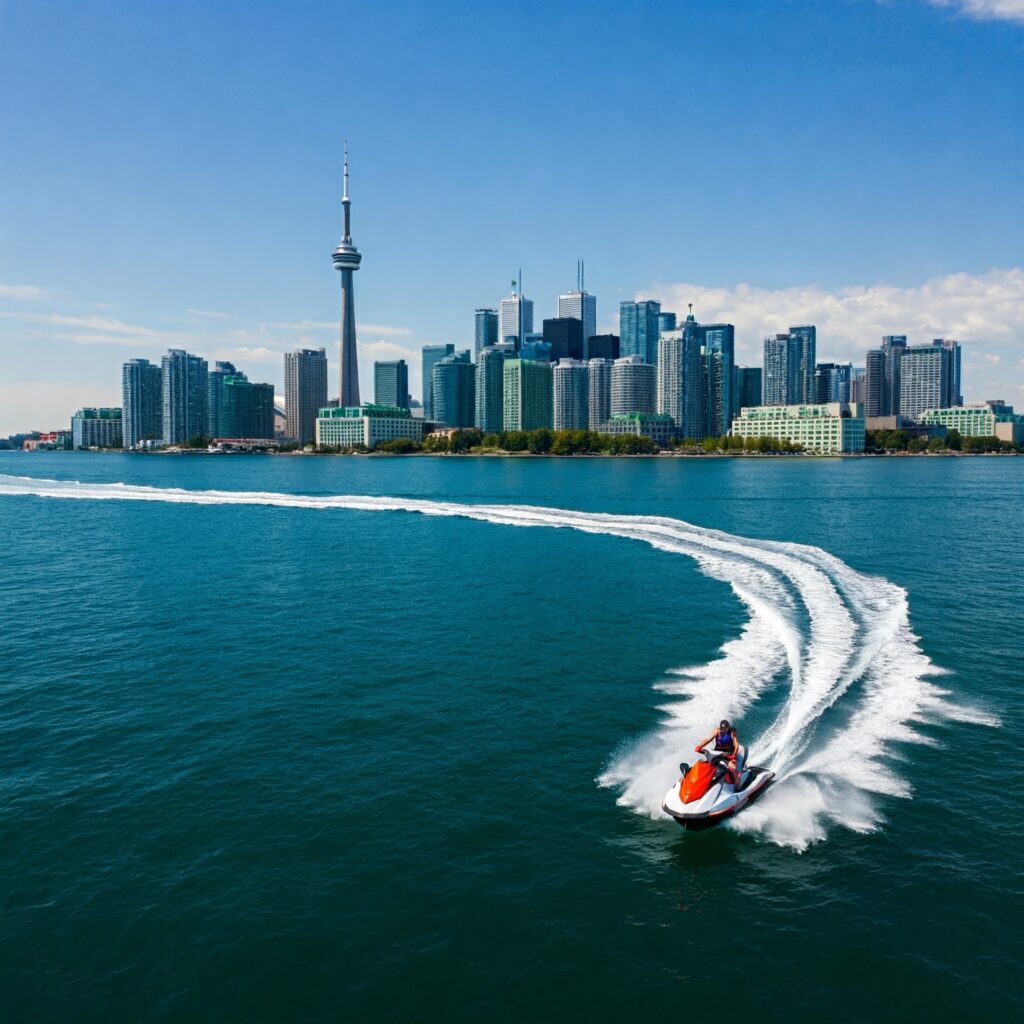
[332,142,362,407]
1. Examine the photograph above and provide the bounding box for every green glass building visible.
[503,359,553,431]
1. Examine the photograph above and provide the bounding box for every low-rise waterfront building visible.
[71,407,123,448]
[920,404,1024,444]
[731,402,864,453]
[596,413,676,449]
[315,404,424,449]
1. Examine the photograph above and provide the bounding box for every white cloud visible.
[647,268,1024,402]
[0,283,46,300]
[928,0,1024,24]
[187,308,237,320]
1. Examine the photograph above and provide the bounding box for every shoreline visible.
[6,449,1020,460]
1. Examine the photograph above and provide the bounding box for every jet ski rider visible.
[696,720,743,790]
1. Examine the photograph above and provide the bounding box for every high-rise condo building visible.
[864,335,906,417]
[588,358,613,428]
[71,407,123,449]
[789,325,817,404]
[619,300,661,364]
[557,264,597,349]
[499,277,533,348]
[612,355,657,416]
[161,349,208,444]
[332,144,362,407]
[849,367,866,406]
[474,309,499,356]
[553,359,589,430]
[543,318,584,362]
[421,344,455,419]
[762,327,816,406]
[503,358,553,431]
[899,340,961,420]
[932,338,962,405]
[584,334,620,361]
[657,317,703,439]
[701,322,735,437]
[284,347,328,444]
[734,367,763,413]
[207,361,239,438]
[220,376,275,439]
[475,344,512,432]
[659,312,678,334]
[432,351,475,428]
[815,362,854,404]
[374,359,410,409]
[122,358,162,448]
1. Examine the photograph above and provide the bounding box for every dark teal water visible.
[1,452,1021,1022]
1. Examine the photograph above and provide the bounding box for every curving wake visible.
[0,473,997,849]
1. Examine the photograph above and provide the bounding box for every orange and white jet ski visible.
[662,745,774,830]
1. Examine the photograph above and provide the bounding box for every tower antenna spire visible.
[341,140,352,243]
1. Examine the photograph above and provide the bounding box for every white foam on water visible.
[0,473,998,850]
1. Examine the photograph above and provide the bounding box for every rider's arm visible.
[695,730,714,752]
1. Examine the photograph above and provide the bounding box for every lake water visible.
[1,452,1020,1021]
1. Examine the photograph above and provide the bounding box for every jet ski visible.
[662,745,774,830]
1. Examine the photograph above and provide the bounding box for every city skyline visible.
[1,1,1023,434]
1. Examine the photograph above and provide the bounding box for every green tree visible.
[376,437,421,454]
[527,428,554,454]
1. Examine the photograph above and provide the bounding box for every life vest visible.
[714,728,735,752]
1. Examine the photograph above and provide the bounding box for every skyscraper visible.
[122,358,162,448]
[933,338,962,405]
[374,360,410,408]
[220,376,275,439]
[421,344,455,419]
[284,347,328,444]
[657,313,703,439]
[864,335,907,417]
[207,361,239,438]
[659,312,678,334]
[762,327,816,406]
[474,309,499,356]
[557,262,597,348]
[734,367,762,412]
[475,344,511,432]
[161,349,208,444]
[332,143,362,407]
[611,356,656,416]
[584,334,619,361]
[899,341,960,420]
[553,359,589,430]
[815,362,854,404]
[542,317,584,362]
[619,300,661,364]
[499,276,533,348]
[789,325,817,404]
[588,358,613,429]
[701,322,735,437]
[503,359,553,431]
[432,352,475,427]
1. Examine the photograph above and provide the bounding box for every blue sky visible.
[1,0,1021,433]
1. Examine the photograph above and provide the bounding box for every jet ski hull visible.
[662,767,774,830]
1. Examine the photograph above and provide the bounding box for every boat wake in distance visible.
[0,473,998,850]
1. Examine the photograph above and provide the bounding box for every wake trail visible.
[0,473,997,850]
